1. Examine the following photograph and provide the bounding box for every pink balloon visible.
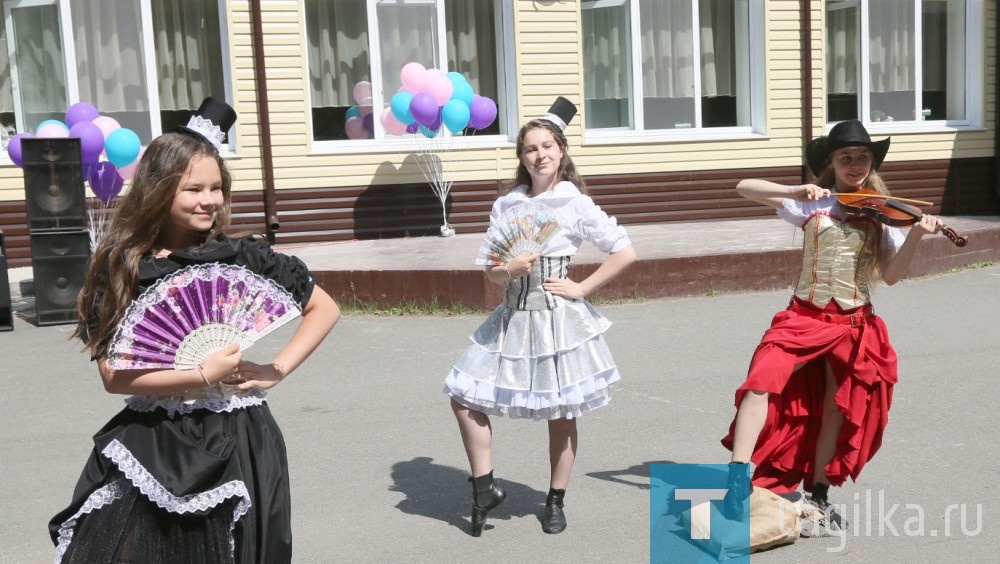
[344,116,366,139]
[92,115,121,140]
[381,107,407,136]
[359,105,373,117]
[425,68,446,82]
[353,81,372,105]
[117,146,145,180]
[400,62,428,92]
[37,124,70,138]
[426,74,454,106]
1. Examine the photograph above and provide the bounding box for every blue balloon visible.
[36,119,69,131]
[447,71,468,86]
[442,99,471,134]
[345,106,361,120]
[105,128,141,168]
[450,81,474,106]
[390,91,416,125]
[418,125,438,138]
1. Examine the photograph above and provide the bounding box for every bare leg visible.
[812,362,844,486]
[451,398,494,477]
[730,390,768,463]
[547,418,578,489]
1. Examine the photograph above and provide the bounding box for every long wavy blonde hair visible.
[74,133,232,357]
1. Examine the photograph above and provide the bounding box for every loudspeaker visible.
[30,230,90,326]
[21,138,87,232]
[0,254,11,331]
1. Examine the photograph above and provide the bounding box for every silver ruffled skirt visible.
[444,257,621,420]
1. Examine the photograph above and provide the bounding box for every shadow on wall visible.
[352,157,451,240]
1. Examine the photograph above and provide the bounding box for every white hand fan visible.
[475,203,563,266]
[107,263,302,370]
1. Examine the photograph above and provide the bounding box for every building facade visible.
[0,0,996,267]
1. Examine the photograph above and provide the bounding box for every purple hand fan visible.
[107,263,302,371]
[475,203,563,266]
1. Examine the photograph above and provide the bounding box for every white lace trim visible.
[125,388,267,416]
[185,115,226,149]
[54,480,125,563]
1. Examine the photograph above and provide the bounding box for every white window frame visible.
[2,0,234,155]
[829,0,984,134]
[583,0,766,145]
[308,0,516,154]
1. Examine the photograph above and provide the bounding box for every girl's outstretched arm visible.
[543,245,636,300]
[235,285,340,390]
[736,179,829,210]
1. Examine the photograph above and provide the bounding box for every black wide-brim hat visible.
[805,119,890,177]
[175,96,237,150]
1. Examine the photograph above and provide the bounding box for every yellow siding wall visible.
[0,0,995,202]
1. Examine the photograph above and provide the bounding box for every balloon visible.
[105,128,141,167]
[405,122,420,134]
[345,106,361,120]
[400,62,428,92]
[426,74,454,106]
[91,115,121,140]
[390,92,416,125]
[381,107,407,136]
[425,67,446,83]
[409,92,439,127]
[447,71,468,86]
[468,95,498,130]
[69,121,105,164]
[362,112,374,136]
[418,125,438,138]
[352,81,372,105]
[6,132,33,168]
[37,123,69,138]
[116,146,145,180]
[36,119,68,132]
[359,105,373,117]
[442,99,471,134]
[344,116,365,139]
[450,80,474,106]
[427,109,442,132]
[65,102,99,127]
[88,161,124,203]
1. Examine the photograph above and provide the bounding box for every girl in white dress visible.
[444,97,636,536]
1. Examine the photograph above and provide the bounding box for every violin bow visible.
[835,193,935,207]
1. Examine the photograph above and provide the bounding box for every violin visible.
[835,190,969,247]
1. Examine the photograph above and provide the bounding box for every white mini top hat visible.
[175,97,237,150]
[541,97,577,132]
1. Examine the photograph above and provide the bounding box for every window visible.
[305,0,511,144]
[826,0,980,126]
[582,0,761,136]
[1,0,229,151]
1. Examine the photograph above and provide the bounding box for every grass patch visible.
[340,296,485,316]
[948,260,994,273]
[706,287,724,297]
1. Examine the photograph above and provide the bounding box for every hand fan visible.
[107,263,301,370]
[475,203,563,266]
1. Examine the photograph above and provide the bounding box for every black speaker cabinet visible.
[30,230,90,326]
[0,254,12,331]
[21,138,87,232]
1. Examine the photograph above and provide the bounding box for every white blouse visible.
[489,181,632,257]
[779,196,905,253]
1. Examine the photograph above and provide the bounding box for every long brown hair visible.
[74,133,233,356]
[503,119,586,195]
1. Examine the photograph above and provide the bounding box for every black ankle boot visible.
[721,462,751,521]
[469,471,506,537]
[541,488,567,534]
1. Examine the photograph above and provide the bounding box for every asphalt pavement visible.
[1,265,997,563]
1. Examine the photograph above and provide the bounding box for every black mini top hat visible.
[805,119,890,176]
[540,97,577,132]
[175,97,237,150]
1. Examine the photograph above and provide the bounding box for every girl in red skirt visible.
[721,120,944,534]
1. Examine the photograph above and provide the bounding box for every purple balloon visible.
[88,161,124,203]
[69,121,105,164]
[6,132,33,168]
[469,95,498,130]
[409,92,439,127]
[362,112,374,137]
[427,108,442,132]
[65,102,100,128]
[405,123,420,134]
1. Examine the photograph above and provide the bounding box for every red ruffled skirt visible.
[721,298,897,494]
